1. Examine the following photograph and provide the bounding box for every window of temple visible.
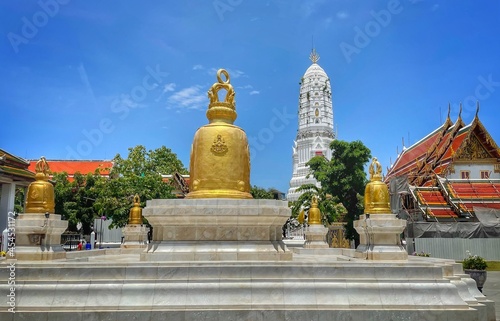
[461,171,470,179]
[480,170,490,179]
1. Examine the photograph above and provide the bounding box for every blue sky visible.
[1,1,500,194]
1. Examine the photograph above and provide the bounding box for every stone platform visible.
[0,252,495,320]
[141,199,292,261]
[13,213,68,261]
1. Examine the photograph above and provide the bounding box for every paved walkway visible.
[482,271,500,321]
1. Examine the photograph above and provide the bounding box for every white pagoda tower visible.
[287,49,335,202]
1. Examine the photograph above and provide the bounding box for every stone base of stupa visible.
[304,224,329,248]
[140,199,292,261]
[121,224,148,249]
[354,213,408,260]
[13,213,68,261]
[0,254,495,321]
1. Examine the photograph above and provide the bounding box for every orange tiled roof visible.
[412,186,459,218]
[28,160,113,180]
[386,112,500,184]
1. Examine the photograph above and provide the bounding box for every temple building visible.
[385,105,500,244]
[27,160,113,181]
[0,149,35,235]
[287,49,335,202]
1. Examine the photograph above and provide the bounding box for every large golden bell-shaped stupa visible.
[364,157,391,214]
[186,69,252,199]
[25,156,55,213]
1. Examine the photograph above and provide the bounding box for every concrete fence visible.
[412,238,500,261]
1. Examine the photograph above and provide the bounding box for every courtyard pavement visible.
[482,271,500,321]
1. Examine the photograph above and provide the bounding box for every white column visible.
[0,182,16,235]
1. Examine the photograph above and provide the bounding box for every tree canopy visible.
[290,183,346,225]
[250,185,276,199]
[53,145,186,232]
[307,140,371,240]
[94,145,183,228]
[53,171,105,234]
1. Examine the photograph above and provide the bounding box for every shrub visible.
[462,251,487,270]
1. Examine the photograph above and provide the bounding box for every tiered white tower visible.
[287,49,335,201]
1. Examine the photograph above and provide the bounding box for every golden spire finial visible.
[309,48,320,64]
[369,157,383,181]
[35,156,50,180]
[206,69,237,124]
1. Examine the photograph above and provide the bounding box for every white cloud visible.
[237,85,253,89]
[117,94,146,109]
[192,64,204,70]
[336,11,349,19]
[207,67,246,79]
[162,83,176,93]
[166,85,206,111]
[301,0,326,18]
[249,90,260,95]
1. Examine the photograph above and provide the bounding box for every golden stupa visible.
[186,69,252,199]
[128,194,143,224]
[25,156,55,213]
[308,195,322,225]
[364,157,391,214]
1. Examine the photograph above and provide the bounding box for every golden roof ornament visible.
[308,195,322,225]
[186,69,252,199]
[25,156,55,213]
[364,157,391,214]
[128,194,143,225]
[309,48,320,64]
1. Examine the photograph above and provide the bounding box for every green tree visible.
[250,185,275,199]
[290,184,346,225]
[307,140,371,241]
[94,145,183,228]
[53,171,105,234]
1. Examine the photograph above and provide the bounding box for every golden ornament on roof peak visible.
[309,48,320,64]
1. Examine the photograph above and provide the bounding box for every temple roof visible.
[386,108,500,185]
[0,148,35,182]
[28,160,113,181]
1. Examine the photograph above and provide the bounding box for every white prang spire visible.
[287,49,335,202]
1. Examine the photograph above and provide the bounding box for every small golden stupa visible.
[25,156,55,213]
[308,196,322,225]
[364,157,391,214]
[128,194,143,224]
[186,69,252,199]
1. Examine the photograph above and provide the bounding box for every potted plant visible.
[462,251,488,292]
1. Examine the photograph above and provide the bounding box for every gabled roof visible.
[28,160,113,181]
[0,148,35,182]
[385,115,452,182]
[386,105,500,183]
